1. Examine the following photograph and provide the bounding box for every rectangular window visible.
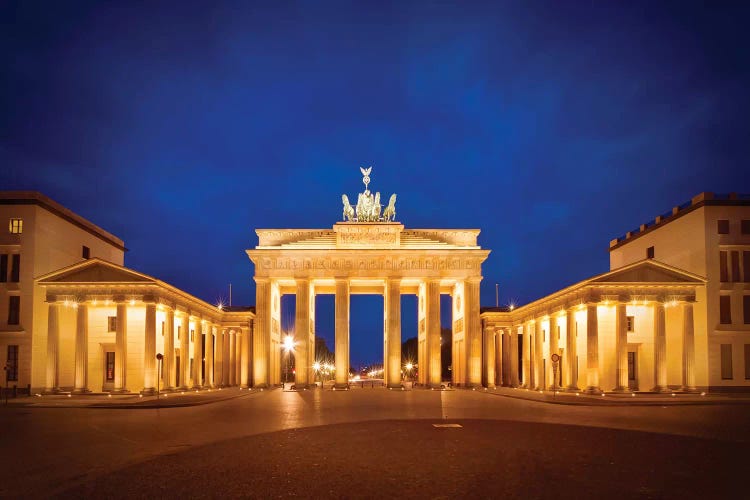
[720,295,731,324]
[543,329,546,342]
[718,219,729,234]
[177,325,181,340]
[646,246,654,259]
[731,251,740,282]
[107,316,117,332]
[6,345,18,382]
[557,325,560,339]
[744,252,750,283]
[105,352,115,381]
[8,218,22,234]
[720,251,729,282]
[721,344,733,379]
[744,296,750,325]
[8,296,20,325]
[161,321,165,337]
[742,220,750,235]
[0,254,6,283]
[82,246,90,259]
[745,344,750,380]
[10,254,19,282]
[190,329,194,342]
[626,316,634,332]
[190,358,194,376]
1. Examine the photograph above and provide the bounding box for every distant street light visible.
[282,335,295,387]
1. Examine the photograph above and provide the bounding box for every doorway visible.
[627,351,638,390]
[102,344,115,391]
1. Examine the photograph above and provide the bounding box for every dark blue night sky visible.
[2,1,747,367]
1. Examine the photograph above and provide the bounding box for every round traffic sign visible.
[551,353,560,363]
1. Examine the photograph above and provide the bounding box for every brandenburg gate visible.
[247,168,490,389]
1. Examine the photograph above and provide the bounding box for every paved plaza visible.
[2,388,748,498]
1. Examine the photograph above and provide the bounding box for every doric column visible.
[465,278,482,387]
[253,278,270,388]
[534,318,544,390]
[215,327,224,387]
[528,321,536,389]
[494,328,503,386]
[240,325,251,388]
[193,318,203,388]
[294,280,310,388]
[142,302,157,395]
[510,327,519,387]
[386,278,402,389]
[613,302,629,392]
[235,330,242,384]
[502,328,510,386]
[482,322,495,388]
[651,301,668,392]
[222,329,230,386]
[180,313,189,389]
[229,330,236,386]
[425,279,441,388]
[335,279,350,389]
[521,322,531,388]
[45,301,60,392]
[114,301,128,392]
[73,302,89,393]
[681,302,697,392]
[565,309,579,390]
[165,308,175,390]
[205,324,214,387]
[548,316,558,390]
[585,304,601,393]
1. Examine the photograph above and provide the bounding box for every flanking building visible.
[481,192,750,393]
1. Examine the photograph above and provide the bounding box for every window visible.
[161,321,165,337]
[177,325,181,340]
[10,254,19,282]
[745,252,750,283]
[720,251,729,282]
[107,316,117,332]
[720,296,731,324]
[731,251,740,282]
[746,345,750,380]
[190,358,194,376]
[105,352,115,381]
[0,254,6,283]
[646,246,654,259]
[8,218,22,234]
[8,296,20,325]
[557,325,560,339]
[82,246,90,259]
[190,329,194,342]
[626,316,635,332]
[742,220,750,235]
[717,219,729,234]
[6,345,18,382]
[744,296,750,325]
[721,344,733,379]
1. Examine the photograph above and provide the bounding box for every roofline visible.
[0,191,126,251]
[609,191,750,251]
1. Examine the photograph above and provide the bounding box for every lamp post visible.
[283,335,294,389]
[156,353,163,402]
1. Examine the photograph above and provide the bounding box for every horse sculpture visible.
[383,193,397,222]
[342,195,355,221]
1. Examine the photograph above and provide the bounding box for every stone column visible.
[165,308,175,390]
[193,319,203,388]
[294,280,310,388]
[205,324,214,387]
[534,318,544,390]
[585,304,601,393]
[142,302,157,395]
[253,278,270,388]
[465,278,482,387]
[528,321,536,389]
[180,313,189,389]
[521,322,531,388]
[335,279,350,389]
[494,328,503,387]
[73,302,89,393]
[681,302,697,392]
[216,327,224,387]
[502,328,510,386]
[548,316,558,390]
[241,325,250,388]
[614,303,628,392]
[510,327,519,387]
[566,309,579,390]
[386,278,402,389]
[482,322,495,388]
[114,302,128,392]
[45,301,60,392]
[229,330,236,386]
[651,301,669,392]
[222,329,230,386]
[425,279,441,388]
[235,330,242,384]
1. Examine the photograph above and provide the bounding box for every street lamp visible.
[282,335,294,388]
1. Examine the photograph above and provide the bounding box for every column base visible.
[484,384,496,389]
[43,387,62,395]
[112,388,130,394]
[565,386,580,392]
[71,388,91,394]
[140,388,157,396]
[680,386,699,393]
[611,386,631,393]
[584,386,602,394]
[651,385,671,393]
[253,383,268,389]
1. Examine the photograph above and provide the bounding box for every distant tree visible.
[402,336,418,364]
[315,336,334,364]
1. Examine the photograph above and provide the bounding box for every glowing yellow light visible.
[631,393,635,397]
[68,394,71,398]
[283,335,295,352]
[92,299,98,306]
[313,362,321,372]
[575,393,579,396]
[130,299,136,306]
[405,362,413,370]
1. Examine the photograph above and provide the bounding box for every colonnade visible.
[44,297,250,394]
[483,300,697,393]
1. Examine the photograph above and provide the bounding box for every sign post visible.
[551,353,560,400]
[156,353,163,403]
